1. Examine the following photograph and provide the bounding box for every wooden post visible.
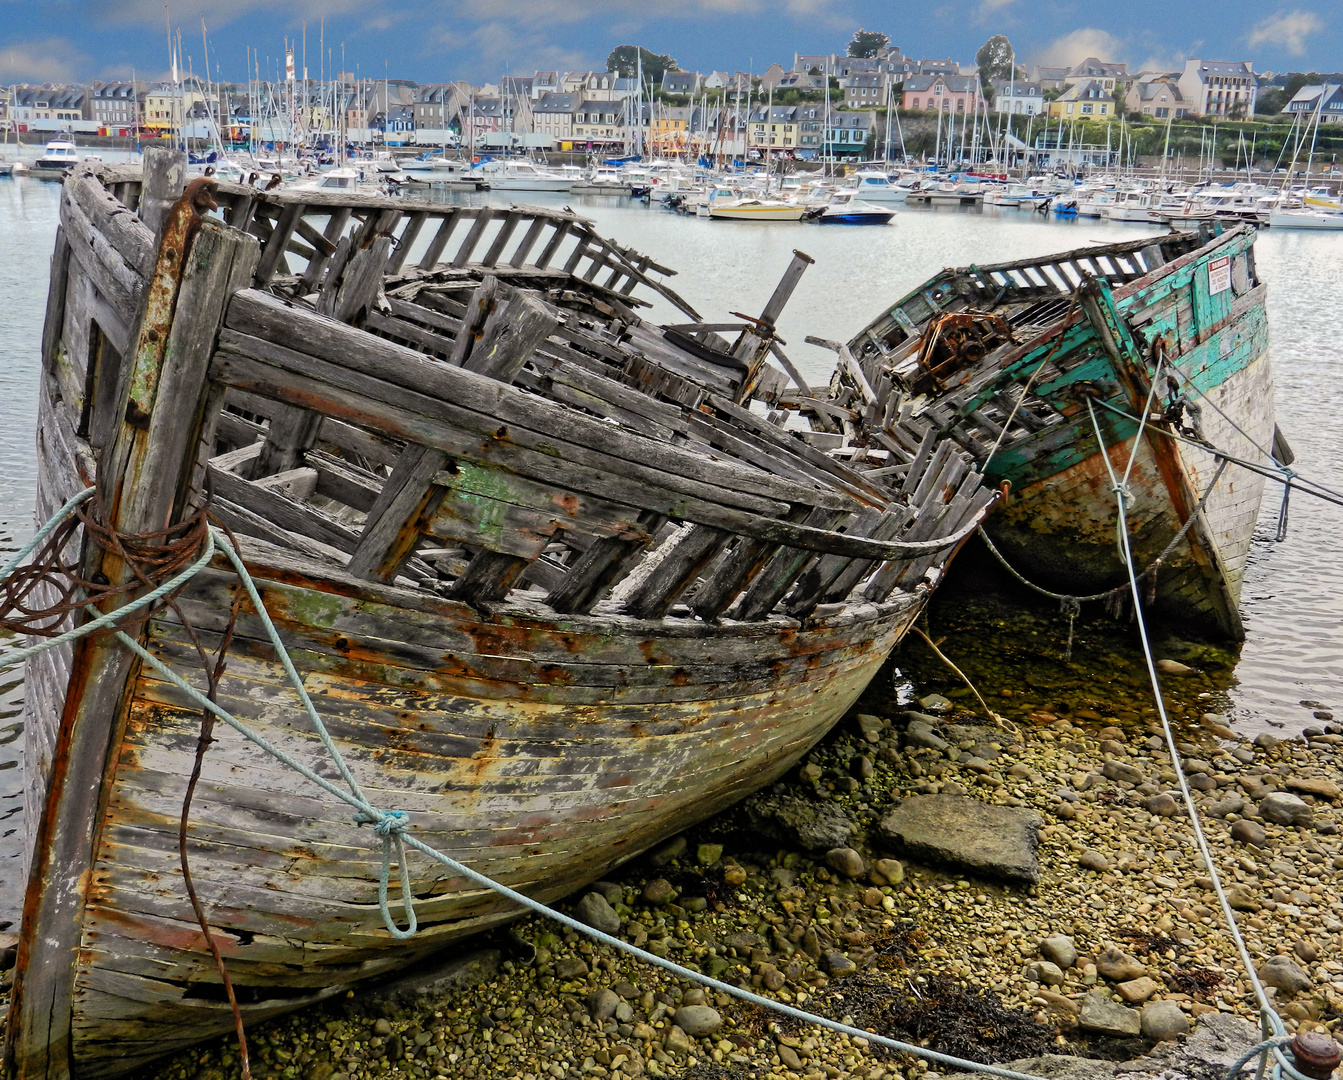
[137,145,187,238]
[5,186,259,1080]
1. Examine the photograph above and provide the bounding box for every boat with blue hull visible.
[839,225,1281,638]
[807,192,896,226]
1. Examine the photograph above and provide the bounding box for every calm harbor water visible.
[0,170,1339,923]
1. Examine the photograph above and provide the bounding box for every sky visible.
[0,0,1337,88]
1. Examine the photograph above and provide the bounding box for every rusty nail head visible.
[145,327,159,342]
[1291,1032,1341,1080]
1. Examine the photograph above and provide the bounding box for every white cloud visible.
[0,38,89,82]
[1246,9,1323,56]
[1033,28,1126,68]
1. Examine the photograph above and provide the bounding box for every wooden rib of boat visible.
[838,226,1280,638]
[7,149,995,1078]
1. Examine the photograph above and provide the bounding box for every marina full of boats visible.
[5,135,1343,230]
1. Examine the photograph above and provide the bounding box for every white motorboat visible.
[1103,189,1164,223]
[481,161,573,191]
[1268,209,1343,230]
[846,170,909,203]
[33,140,82,172]
[807,191,895,225]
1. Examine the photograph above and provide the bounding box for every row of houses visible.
[0,53,1305,150]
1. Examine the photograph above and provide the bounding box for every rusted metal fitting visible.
[1290,1032,1341,1080]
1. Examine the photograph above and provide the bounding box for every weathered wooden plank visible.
[385,211,430,275]
[330,235,393,325]
[461,291,557,384]
[299,207,353,292]
[9,200,257,1080]
[251,403,324,478]
[730,508,847,622]
[447,274,497,367]
[136,145,186,238]
[415,210,462,271]
[41,227,73,371]
[346,444,448,581]
[545,511,664,614]
[209,467,361,552]
[451,208,495,267]
[621,525,731,620]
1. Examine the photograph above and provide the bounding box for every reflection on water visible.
[0,172,1338,924]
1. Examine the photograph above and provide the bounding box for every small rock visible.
[1041,935,1079,970]
[919,693,953,714]
[1225,884,1261,911]
[1116,976,1161,1003]
[1206,795,1246,818]
[672,1005,723,1037]
[555,956,590,979]
[1254,733,1281,750]
[852,755,875,780]
[1142,1000,1191,1041]
[1143,793,1180,817]
[643,879,676,906]
[904,715,950,752]
[1259,791,1314,827]
[373,1018,393,1036]
[575,892,622,934]
[779,1044,803,1070]
[665,1025,694,1054]
[696,843,723,867]
[1231,820,1267,847]
[873,858,905,885]
[855,714,886,736]
[1103,759,1146,785]
[745,794,855,853]
[1287,777,1341,800]
[588,987,620,1020]
[1096,945,1147,982]
[821,951,857,976]
[1079,849,1111,872]
[648,835,687,867]
[1079,991,1142,1036]
[825,847,866,879]
[1156,659,1196,676]
[1038,990,1080,1016]
[1026,961,1066,987]
[1258,956,1312,993]
[1294,941,1319,963]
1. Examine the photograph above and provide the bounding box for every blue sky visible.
[0,0,1337,86]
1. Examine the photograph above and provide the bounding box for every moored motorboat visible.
[840,226,1281,638]
[1267,209,1343,230]
[807,191,896,225]
[7,150,993,1077]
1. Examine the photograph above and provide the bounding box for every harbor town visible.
[0,5,1341,1080]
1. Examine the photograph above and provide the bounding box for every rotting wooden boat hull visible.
[843,226,1277,637]
[10,151,994,1078]
[61,508,918,1076]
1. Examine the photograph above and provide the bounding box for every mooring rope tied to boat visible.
[1085,399,1312,1080]
[0,487,1318,1080]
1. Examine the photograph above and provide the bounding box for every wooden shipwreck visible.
[8,150,994,1077]
[836,227,1280,638]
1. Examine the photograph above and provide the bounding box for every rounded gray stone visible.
[1141,999,1191,1041]
[825,846,867,879]
[574,891,621,934]
[1258,955,1312,993]
[587,987,619,1020]
[1231,819,1267,847]
[1041,935,1078,970]
[672,1005,723,1037]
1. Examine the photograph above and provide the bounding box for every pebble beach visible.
[141,592,1343,1080]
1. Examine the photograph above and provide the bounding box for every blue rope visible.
[1085,402,1313,1080]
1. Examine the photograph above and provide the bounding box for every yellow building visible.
[748,105,799,151]
[143,85,203,131]
[1046,79,1116,121]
